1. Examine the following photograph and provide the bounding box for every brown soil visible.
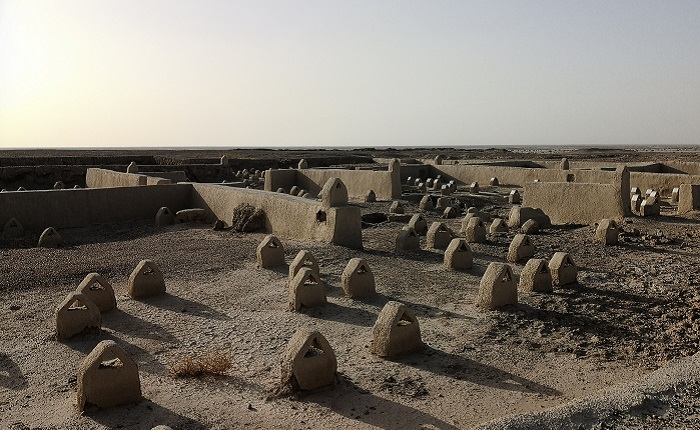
[2,148,700,429]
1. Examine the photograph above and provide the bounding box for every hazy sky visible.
[1,1,698,148]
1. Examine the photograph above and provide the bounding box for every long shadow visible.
[0,352,27,390]
[86,398,206,429]
[307,375,461,430]
[498,301,635,341]
[618,240,696,257]
[402,346,562,396]
[581,284,668,307]
[302,302,377,327]
[363,293,474,321]
[60,331,169,375]
[138,293,231,321]
[265,264,291,276]
[102,309,179,344]
[364,248,445,264]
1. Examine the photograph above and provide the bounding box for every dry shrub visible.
[170,351,232,378]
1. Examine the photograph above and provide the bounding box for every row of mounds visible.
[53,261,168,413]
[280,300,422,392]
[55,260,166,341]
[476,253,579,309]
[256,234,423,393]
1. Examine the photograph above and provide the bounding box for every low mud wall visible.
[523,182,627,224]
[141,171,187,183]
[0,184,191,231]
[265,167,400,200]
[678,184,700,213]
[191,183,363,248]
[427,164,615,187]
[629,172,700,196]
[86,169,148,187]
[398,163,700,194]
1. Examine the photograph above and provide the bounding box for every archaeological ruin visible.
[5,147,700,428]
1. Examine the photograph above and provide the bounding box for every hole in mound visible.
[99,358,123,368]
[398,313,413,326]
[68,300,87,310]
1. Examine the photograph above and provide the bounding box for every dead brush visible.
[169,351,232,378]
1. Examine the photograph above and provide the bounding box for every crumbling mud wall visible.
[265,168,400,200]
[86,168,176,187]
[523,182,626,224]
[0,184,191,230]
[408,164,616,186]
[191,183,363,248]
[397,163,700,193]
[629,172,700,196]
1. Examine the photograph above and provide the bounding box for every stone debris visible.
[508,206,551,228]
[176,208,206,223]
[231,204,265,232]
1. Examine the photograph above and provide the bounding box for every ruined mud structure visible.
[5,147,700,429]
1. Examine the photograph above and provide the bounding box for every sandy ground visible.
[2,153,700,429]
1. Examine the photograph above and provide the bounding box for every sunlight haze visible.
[1,0,698,148]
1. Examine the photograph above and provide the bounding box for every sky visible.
[0,1,698,149]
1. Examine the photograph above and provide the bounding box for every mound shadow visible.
[0,352,28,390]
[86,398,205,429]
[402,346,562,396]
[307,376,461,430]
[136,293,231,321]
